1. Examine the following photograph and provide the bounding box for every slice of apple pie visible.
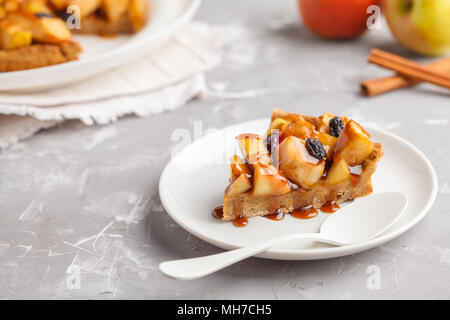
[221,109,383,224]
[0,0,149,72]
[0,0,82,72]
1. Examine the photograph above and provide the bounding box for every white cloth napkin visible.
[0,22,221,148]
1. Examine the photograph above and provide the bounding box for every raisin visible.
[305,138,326,160]
[329,117,345,137]
[35,12,52,18]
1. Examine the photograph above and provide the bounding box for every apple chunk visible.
[36,18,72,43]
[0,21,32,50]
[102,0,130,22]
[67,0,102,18]
[20,0,54,15]
[236,133,270,165]
[236,134,290,196]
[128,0,148,31]
[325,159,351,185]
[333,120,373,166]
[5,13,72,44]
[230,155,251,182]
[226,174,252,196]
[279,136,325,188]
[252,162,291,196]
[267,118,288,136]
[49,0,69,10]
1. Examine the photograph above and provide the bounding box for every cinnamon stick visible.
[361,57,450,97]
[367,48,450,91]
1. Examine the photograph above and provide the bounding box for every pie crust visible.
[0,42,81,72]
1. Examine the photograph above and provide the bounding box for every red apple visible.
[298,0,380,39]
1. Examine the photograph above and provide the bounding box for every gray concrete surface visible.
[0,0,449,299]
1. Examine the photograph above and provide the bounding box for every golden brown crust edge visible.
[223,143,384,221]
[0,42,82,72]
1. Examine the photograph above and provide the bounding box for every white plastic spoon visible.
[160,192,407,280]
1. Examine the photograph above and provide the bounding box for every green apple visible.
[384,0,450,56]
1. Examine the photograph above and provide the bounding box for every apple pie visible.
[220,109,383,226]
[0,0,149,72]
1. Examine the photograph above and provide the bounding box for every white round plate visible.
[0,0,202,91]
[159,119,438,260]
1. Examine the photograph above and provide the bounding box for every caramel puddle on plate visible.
[212,205,224,219]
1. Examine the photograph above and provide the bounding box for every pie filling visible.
[218,109,384,226]
[0,0,149,72]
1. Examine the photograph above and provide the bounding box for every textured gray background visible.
[0,0,449,299]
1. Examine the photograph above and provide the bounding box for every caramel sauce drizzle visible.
[266,211,285,221]
[350,173,361,186]
[291,206,319,219]
[213,200,342,227]
[235,133,262,140]
[233,215,248,227]
[320,201,340,213]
